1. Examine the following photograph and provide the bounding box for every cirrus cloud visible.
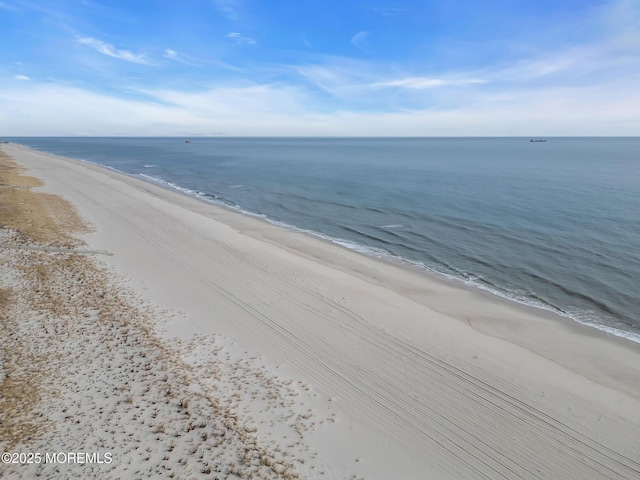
[371,77,486,89]
[225,32,256,46]
[78,37,152,65]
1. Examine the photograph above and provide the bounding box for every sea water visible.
[8,137,640,342]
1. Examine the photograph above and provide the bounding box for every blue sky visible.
[1,0,638,135]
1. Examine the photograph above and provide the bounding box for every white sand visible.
[2,143,640,480]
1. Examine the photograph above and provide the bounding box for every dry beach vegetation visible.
[0,151,321,479]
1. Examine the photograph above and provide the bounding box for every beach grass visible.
[0,150,304,479]
[0,152,89,247]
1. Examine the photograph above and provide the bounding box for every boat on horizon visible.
[530,139,547,142]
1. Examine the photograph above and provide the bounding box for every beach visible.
[1,142,640,479]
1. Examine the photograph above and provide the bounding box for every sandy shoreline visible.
[2,142,640,479]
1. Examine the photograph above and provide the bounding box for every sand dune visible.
[2,143,639,479]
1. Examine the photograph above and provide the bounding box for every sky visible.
[0,0,639,136]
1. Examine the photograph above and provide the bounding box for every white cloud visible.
[350,31,370,51]
[295,64,355,95]
[1,78,638,137]
[213,0,239,19]
[293,62,485,105]
[599,0,640,44]
[371,6,407,17]
[14,74,30,81]
[2,1,638,137]
[78,37,152,64]
[372,77,485,89]
[162,48,241,71]
[226,32,256,46]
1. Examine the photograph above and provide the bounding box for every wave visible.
[298,229,640,344]
[265,189,388,216]
[131,171,640,346]
[139,173,206,198]
[138,173,238,209]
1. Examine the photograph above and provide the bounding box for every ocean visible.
[8,137,640,343]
